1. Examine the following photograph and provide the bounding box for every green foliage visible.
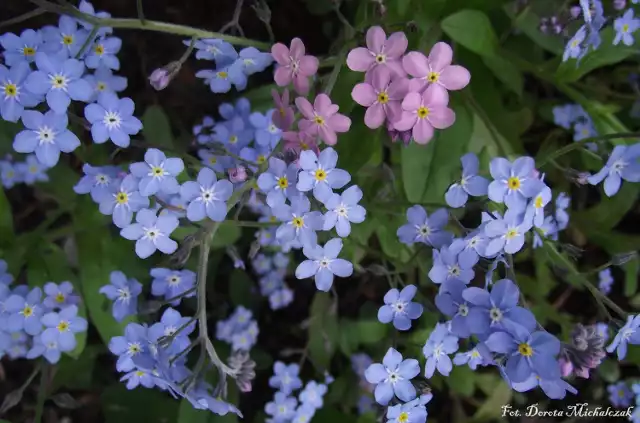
[142,105,175,149]
[308,292,339,369]
[441,10,499,57]
[102,384,179,423]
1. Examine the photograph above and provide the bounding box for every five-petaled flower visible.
[364,347,420,405]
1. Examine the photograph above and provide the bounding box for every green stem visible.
[323,46,348,95]
[462,90,516,156]
[75,26,98,59]
[537,132,640,167]
[178,36,198,64]
[33,363,49,423]
[29,0,271,49]
[136,0,146,23]
[0,8,46,29]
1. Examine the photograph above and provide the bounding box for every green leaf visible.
[597,358,620,383]
[52,345,101,391]
[308,292,339,369]
[625,258,640,298]
[441,10,499,57]
[177,399,209,423]
[102,384,179,423]
[447,365,475,396]
[228,269,257,308]
[334,112,383,176]
[355,320,388,344]
[556,27,638,83]
[142,105,174,149]
[503,4,564,55]
[481,55,523,97]
[211,222,241,249]
[338,319,359,356]
[401,142,435,202]
[471,381,512,422]
[0,188,13,247]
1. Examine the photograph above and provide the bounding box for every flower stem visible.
[537,132,640,168]
[29,0,271,49]
[0,8,46,29]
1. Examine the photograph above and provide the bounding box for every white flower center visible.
[200,187,216,203]
[117,287,131,302]
[164,326,177,336]
[268,124,278,133]
[417,224,430,237]
[458,303,468,316]
[336,204,348,217]
[37,126,55,144]
[103,111,122,129]
[50,73,68,90]
[168,275,181,286]
[489,307,502,323]
[144,226,160,240]
[392,301,406,313]
[95,173,110,185]
[387,370,402,384]
[612,159,626,173]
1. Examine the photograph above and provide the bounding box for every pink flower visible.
[271,89,295,130]
[402,42,470,95]
[228,166,248,183]
[346,26,407,78]
[387,122,412,145]
[282,130,320,157]
[271,38,319,95]
[351,66,409,129]
[394,85,455,144]
[296,94,351,146]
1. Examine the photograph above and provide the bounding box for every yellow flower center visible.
[152,166,164,176]
[94,44,105,55]
[135,370,145,377]
[229,135,238,144]
[257,155,266,164]
[6,170,14,178]
[417,106,429,119]
[279,107,286,117]
[292,217,304,228]
[52,75,66,89]
[505,228,518,239]
[23,47,35,56]
[314,169,327,181]
[623,23,630,33]
[534,196,543,209]
[208,157,217,164]
[97,82,107,91]
[507,177,520,190]
[427,72,440,83]
[619,389,626,397]
[313,115,325,125]
[518,343,533,357]
[116,192,129,204]
[300,142,309,150]
[269,215,277,222]
[375,54,386,63]
[55,293,65,303]
[398,412,409,423]
[277,176,288,188]
[217,71,228,79]
[377,92,389,104]
[57,321,70,332]
[29,165,38,174]
[62,35,74,45]
[3,83,17,97]
[22,305,34,317]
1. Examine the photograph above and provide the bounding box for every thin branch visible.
[219,0,245,36]
[136,0,146,23]
[537,132,640,168]
[0,8,46,29]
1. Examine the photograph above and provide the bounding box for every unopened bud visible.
[612,251,638,266]
[149,61,181,91]
[613,0,626,10]
[251,0,272,24]
[228,166,248,183]
[569,6,581,19]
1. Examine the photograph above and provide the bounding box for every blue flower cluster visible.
[351,353,375,414]
[552,103,598,148]
[216,306,259,351]
[0,260,87,363]
[0,154,50,187]
[252,252,294,310]
[265,361,329,423]
[190,39,273,93]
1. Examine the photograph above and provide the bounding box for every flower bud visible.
[613,0,626,10]
[228,166,248,183]
[612,251,638,266]
[148,61,181,91]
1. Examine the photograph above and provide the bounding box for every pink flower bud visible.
[228,166,248,183]
[148,61,181,91]
[559,357,573,377]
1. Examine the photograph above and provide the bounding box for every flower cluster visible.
[552,103,598,148]
[0,154,49,188]
[351,353,375,414]
[0,260,87,364]
[347,26,470,144]
[251,252,294,310]
[265,361,329,423]
[216,306,259,352]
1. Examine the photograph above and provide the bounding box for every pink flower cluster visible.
[270,38,352,155]
[347,26,471,144]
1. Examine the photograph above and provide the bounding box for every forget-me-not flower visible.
[99,174,149,228]
[40,305,88,352]
[0,62,41,122]
[599,268,614,294]
[397,206,452,247]
[5,287,44,335]
[108,322,149,372]
[129,148,184,196]
[298,381,327,409]
[606,314,640,360]
[265,391,298,422]
[249,109,282,148]
[84,91,143,148]
[563,26,587,61]
[295,238,353,291]
[257,158,299,207]
[364,347,420,405]
[445,153,490,208]
[321,185,366,237]
[378,284,423,331]
[453,345,490,370]
[488,156,541,211]
[512,373,577,400]
[180,167,234,222]
[83,66,128,101]
[423,323,459,378]
[16,154,49,185]
[73,164,122,203]
[188,38,238,65]
[296,148,351,202]
[269,361,303,394]
[0,29,43,66]
[587,144,640,196]
[435,280,473,337]
[484,209,533,256]
[150,268,196,306]
[85,37,122,70]
[99,271,142,322]
[120,208,179,259]
[429,245,475,285]
[613,9,639,46]
[274,196,324,247]
[43,281,80,310]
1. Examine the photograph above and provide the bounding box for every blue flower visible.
[555,192,570,230]
[435,280,472,337]
[385,395,430,423]
[524,184,552,228]
[240,145,272,170]
[85,37,122,70]
[219,98,252,123]
[196,63,246,93]
[365,347,420,405]
[397,206,452,248]
[84,92,143,148]
[99,174,149,228]
[0,29,43,66]
[292,404,316,423]
[598,268,614,294]
[587,144,640,196]
[150,268,196,306]
[13,110,81,167]
[573,120,596,142]
[259,271,284,295]
[322,185,367,237]
[596,322,609,342]
[237,47,273,75]
[1,160,21,188]
[274,196,324,247]
[512,373,577,400]
[83,66,127,101]
[120,208,179,259]
[296,148,351,202]
[463,279,536,335]
[15,154,49,185]
[0,62,41,122]
[484,325,561,383]
[449,230,489,268]
[129,148,184,196]
[212,117,253,153]
[25,52,92,112]
[423,323,459,378]
[198,149,231,173]
[428,245,475,285]
[453,345,490,370]
[40,305,88,352]
[41,16,87,57]
[5,287,44,335]
[148,307,194,357]
[563,26,587,61]
[378,284,423,331]
[188,38,237,65]
[73,163,122,203]
[43,281,80,310]
[99,271,142,322]
[608,381,633,407]
[295,238,353,291]
[252,254,273,275]
[607,315,640,360]
[273,253,289,269]
[257,158,299,207]
[265,391,298,422]
[298,381,327,409]
[269,361,303,394]
[532,216,558,249]
[357,395,374,415]
[484,209,533,256]
[552,104,582,129]
[78,1,114,37]
[180,168,233,222]
[488,156,541,211]
[249,109,282,147]
[268,287,293,310]
[445,153,490,208]
[0,260,13,286]
[120,368,157,390]
[108,322,149,372]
